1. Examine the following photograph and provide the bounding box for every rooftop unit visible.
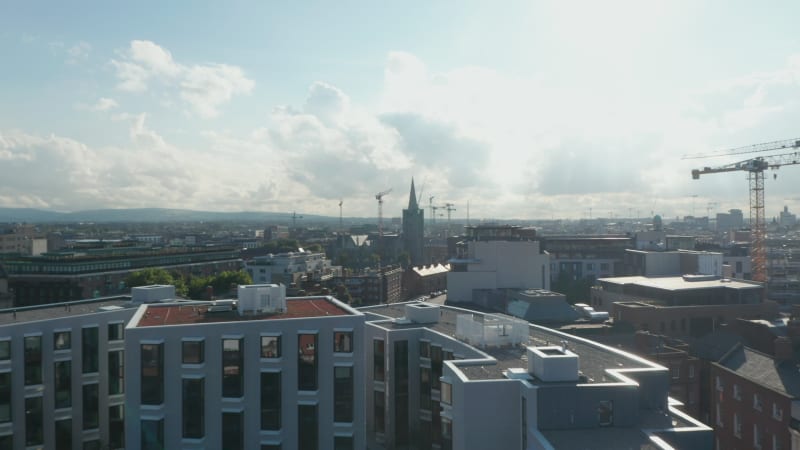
[236,284,286,316]
[131,285,175,304]
[528,345,579,382]
[455,313,528,348]
[404,302,440,324]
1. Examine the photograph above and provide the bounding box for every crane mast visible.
[375,188,392,239]
[691,145,800,283]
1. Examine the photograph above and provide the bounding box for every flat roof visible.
[360,302,655,384]
[135,296,353,327]
[0,296,134,325]
[598,275,761,291]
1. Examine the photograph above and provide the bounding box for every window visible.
[586,263,594,271]
[374,390,385,434]
[0,435,11,450]
[222,411,244,450]
[83,439,101,450]
[598,400,613,426]
[24,335,42,385]
[141,418,164,450]
[182,378,205,439]
[334,366,354,423]
[734,385,742,401]
[521,396,528,450]
[109,404,125,449]
[25,396,43,446]
[334,331,353,353]
[420,340,430,358]
[108,322,124,341]
[54,360,72,408]
[716,376,724,392]
[0,372,10,423]
[671,365,680,380]
[773,434,782,450]
[298,334,318,391]
[55,418,72,450]
[108,350,124,395]
[54,331,71,350]
[261,335,281,358]
[688,364,695,379]
[716,403,723,427]
[754,423,762,449]
[261,445,281,450]
[141,343,164,405]
[373,339,385,382]
[420,367,431,410]
[182,340,204,364]
[600,263,609,271]
[223,338,244,397]
[773,402,783,420]
[431,345,443,390]
[0,340,9,360]
[83,383,99,430]
[754,393,763,411]
[441,381,452,405]
[298,404,318,450]
[261,372,281,430]
[734,413,742,438]
[394,340,409,445]
[442,417,453,450]
[334,436,354,450]
[82,327,99,373]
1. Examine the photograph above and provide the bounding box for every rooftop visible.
[0,295,134,325]
[718,345,800,398]
[598,275,761,291]
[135,296,354,327]
[361,302,656,384]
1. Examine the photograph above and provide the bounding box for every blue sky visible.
[1,1,799,220]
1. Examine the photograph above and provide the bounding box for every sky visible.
[1,1,799,221]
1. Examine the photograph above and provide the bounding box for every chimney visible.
[774,336,793,362]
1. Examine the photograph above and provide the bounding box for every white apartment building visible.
[245,250,340,284]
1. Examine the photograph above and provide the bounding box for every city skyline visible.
[1,1,799,220]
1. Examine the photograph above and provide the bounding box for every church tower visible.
[402,178,425,266]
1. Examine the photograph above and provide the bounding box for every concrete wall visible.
[536,383,639,430]
[450,376,522,450]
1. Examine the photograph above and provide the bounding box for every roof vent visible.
[528,345,579,382]
[236,284,286,316]
[405,302,440,323]
[131,285,175,304]
[207,300,235,312]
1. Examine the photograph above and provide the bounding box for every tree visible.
[125,268,187,297]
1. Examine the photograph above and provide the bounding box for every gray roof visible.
[0,296,135,325]
[718,345,800,398]
[599,275,761,291]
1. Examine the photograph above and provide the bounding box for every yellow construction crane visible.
[690,139,800,283]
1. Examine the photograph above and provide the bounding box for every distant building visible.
[402,178,425,267]
[0,226,46,256]
[717,209,744,231]
[540,235,631,282]
[341,265,403,305]
[244,250,339,285]
[779,205,797,228]
[448,225,550,304]
[404,263,449,298]
[624,249,723,277]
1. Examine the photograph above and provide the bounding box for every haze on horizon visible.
[1,1,799,221]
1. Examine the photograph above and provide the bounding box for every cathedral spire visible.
[408,178,419,210]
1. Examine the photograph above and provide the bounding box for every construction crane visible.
[444,203,456,238]
[290,211,303,228]
[338,200,343,231]
[375,188,392,238]
[691,141,800,283]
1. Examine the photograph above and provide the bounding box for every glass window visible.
[182,340,204,364]
[182,378,205,439]
[83,439,101,450]
[431,345,442,391]
[222,338,244,397]
[442,417,453,450]
[334,366,354,423]
[394,340,409,445]
[261,372,281,430]
[0,341,9,360]
[261,336,281,359]
[420,367,431,411]
[598,400,613,426]
[420,341,430,358]
[109,405,125,449]
[222,411,243,450]
[24,335,42,385]
[83,383,99,430]
[373,340,385,382]
[141,418,164,450]
[54,360,72,408]
[261,445,281,450]
[54,331,71,350]
[108,350,124,395]
[298,404,318,450]
[374,390,385,434]
[141,343,164,405]
[25,396,43,446]
[0,372,10,423]
[82,327,99,373]
[334,331,353,353]
[441,382,452,405]
[108,322,124,341]
[55,418,72,450]
[334,436,354,450]
[298,334,318,391]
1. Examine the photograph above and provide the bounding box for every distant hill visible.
[0,207,344,224]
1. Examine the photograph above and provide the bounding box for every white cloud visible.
[111,40,254,118]
[66,41,91,64]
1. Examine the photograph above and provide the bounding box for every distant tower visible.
[402,178,425,267]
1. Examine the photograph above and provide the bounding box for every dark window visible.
[395,340,409,445]
[182,378,205,439]
[521,396,527,450]
[334,366,354,423]
[420,341,430,358]
[182,340,204,364]
[109,404,125,449]
[298,334,318,391]
[261,336,281,358]
[261,445,281,450]
[82,327,99,373]
[298,404,318,450]
[0,435,11,450]
[108,322,124,341]
[0,372,9,422]
[83,439,101,450]
[420,419,432,450]
[55,418,71,450]
[141,418,164,450]
[373,339,385,382]
[0,341,9,360]
[108,350,124,395]
[141,343,164,405]
[54,331,71,350]
[261,372,281,430]
[443,349,453,361]
[442,417,453,450]
[334,331,353,353]
[598,400,613,426]
[24,335,42,385]
[223,338,244,397]
[420,367,431,411]
[83,383,99,429]
[54,360,72,408]
[374,390,385,434]
[431,345,443,390]
[222,412,243,450]
[334,436,354,450]
[25,396,43,446]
